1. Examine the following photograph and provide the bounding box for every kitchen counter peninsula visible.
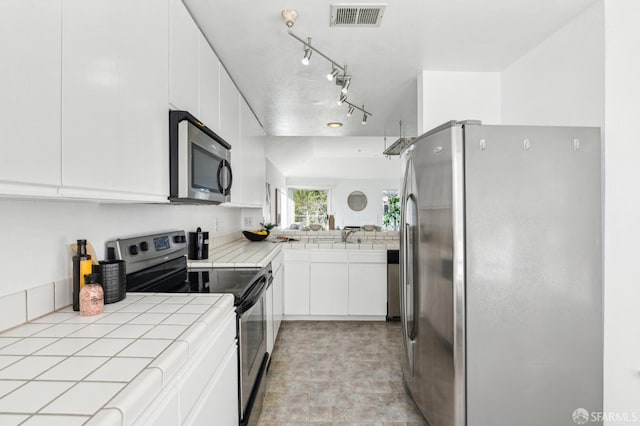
[0,293,236,426]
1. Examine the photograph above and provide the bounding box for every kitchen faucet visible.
[341,228,359,243]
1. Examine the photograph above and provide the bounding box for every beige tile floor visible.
[257,321,427,426]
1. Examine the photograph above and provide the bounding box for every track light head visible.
[347,106,355,117]
[301,47,312,65]
[338,94,347,105]
[341,77,351,94]
[362,112,368,125]
[327,64,339,81]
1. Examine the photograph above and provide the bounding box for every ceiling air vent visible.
[330,5,386,27]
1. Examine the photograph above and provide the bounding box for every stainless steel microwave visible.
[169,110,232,204]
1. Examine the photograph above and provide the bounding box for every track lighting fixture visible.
[341,77,351,94]
[327,64,339,81]
[282,9,373,123]
[301,38,312,65]
[347,106,355,117]
[302,48,312,65]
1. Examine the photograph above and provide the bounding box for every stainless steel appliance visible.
[188,227,209,260]
[400,121,603,426]
[169,110,232,204]
[106,230,269,426]
[386,249,400,320]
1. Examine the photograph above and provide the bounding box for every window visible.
[290,188,329,227]
[382,189,400,230]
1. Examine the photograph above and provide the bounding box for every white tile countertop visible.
[187,232,399,269]
[0,293,234,425]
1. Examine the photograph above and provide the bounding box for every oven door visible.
[238,277,268,426]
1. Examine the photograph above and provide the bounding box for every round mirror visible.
[347,191,368,211]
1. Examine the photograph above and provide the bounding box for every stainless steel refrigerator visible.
[399,121,602,426]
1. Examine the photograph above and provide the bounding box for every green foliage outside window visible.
[293,189,328,227]
[382,190,400,231]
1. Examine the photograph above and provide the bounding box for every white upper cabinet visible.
[169,0,199,114]
[198,33,220,133]
[239,102,266,207]
[61,0,169,201]
[220,69,242,204]
[0,0,62,197]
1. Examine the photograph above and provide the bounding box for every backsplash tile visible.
[54,278,72,311]
[26,283,55,321]
[0,292,27,333]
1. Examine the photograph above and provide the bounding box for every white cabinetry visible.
[349,263,387,315]
[61,0,169,201]
[0,0,62,197]
[169,0,199,113]
[309,251,349,315]
[198,33,220,133]
[266,283,274,355]
[237,102,265,207]
[283,249,387,319]
[284,251,310,315]
[272,253,284,337]
[135,311,238,426]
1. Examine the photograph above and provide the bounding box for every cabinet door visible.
[61,0,169,200]
[239,101,265,206]
[169,0,199,113]
[310,263,349,315]
[184,343,239,426]
[219,69,242,203]
[273,264,284,337]
[0,0,61,195]
[265,284,274,355]
[284,262,309,315]
[348,263,387,315]
[198,33,220,132]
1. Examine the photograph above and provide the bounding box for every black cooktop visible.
[188,268,265,302]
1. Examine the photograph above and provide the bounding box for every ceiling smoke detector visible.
[330,5,386,27]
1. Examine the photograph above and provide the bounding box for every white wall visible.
[0,198,242,297]
[418,71,501,133]
[265,158,286,225]
[285,177,401,229]
[603,0,640,418]
[501,2,605,127]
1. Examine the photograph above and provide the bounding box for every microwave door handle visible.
[217,160,233,196]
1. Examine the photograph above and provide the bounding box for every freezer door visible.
[401,124,466,426]
[464,125,603,426]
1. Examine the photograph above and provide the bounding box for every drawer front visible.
[284,250,310,262]
[348,251,386,263]
[310,250,348,263]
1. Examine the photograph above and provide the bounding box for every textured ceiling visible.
[185,0,597,139]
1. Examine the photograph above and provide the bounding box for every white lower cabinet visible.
[272,261,284,336]
[135,311,238,426]
[283,252,310,315]
[310,263,349,315]
[348,263,387,315]
[283,249,388,319]
[184,344,238,426]
[266,283,274,355]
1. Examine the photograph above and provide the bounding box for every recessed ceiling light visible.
[327,122,343,128]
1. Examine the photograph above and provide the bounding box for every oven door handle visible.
[237,276,267,314]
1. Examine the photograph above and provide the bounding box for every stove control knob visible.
[129,245,139,256]
[140,241,149,252]
[173,235,186,244]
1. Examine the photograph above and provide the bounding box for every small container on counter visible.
[80,273,104,316]
[72,239,92,311]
